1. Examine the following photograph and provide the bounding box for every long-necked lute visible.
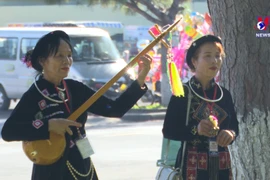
[22,19,181,165]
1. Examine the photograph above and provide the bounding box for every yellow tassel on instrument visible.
[168,61,185,97]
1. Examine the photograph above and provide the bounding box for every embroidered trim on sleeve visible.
[32,119,44,129]
[38,100,47,110]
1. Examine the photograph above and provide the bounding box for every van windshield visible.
[70,36,121,62]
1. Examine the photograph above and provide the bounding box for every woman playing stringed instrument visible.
[1,30,152,180]
[162,35,239,180]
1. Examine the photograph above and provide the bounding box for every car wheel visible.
[0,86,10,110]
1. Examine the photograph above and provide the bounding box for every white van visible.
[0,27,135,110]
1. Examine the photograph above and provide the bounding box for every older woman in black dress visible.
[1,30,152,180]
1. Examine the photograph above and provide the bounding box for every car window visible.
[20,38,39,59]
[0,37,18,60]
[70,36,121,62]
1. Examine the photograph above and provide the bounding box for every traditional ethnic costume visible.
[163,77,239,180]
[1,76,147,180]
[163,35,239,180]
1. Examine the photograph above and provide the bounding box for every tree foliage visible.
[44,0,186,25]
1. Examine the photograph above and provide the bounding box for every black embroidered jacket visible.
[1,77,147,180]
[162,76,239,180]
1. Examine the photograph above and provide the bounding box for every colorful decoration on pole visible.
[147,11,214,96]
[149,23,185,97]
[168,11,214,82]
[184,25,202,40]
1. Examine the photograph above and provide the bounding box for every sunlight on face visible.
[192,42,223,80]
[41,40,73,84]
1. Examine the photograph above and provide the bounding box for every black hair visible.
[24,30,73,72]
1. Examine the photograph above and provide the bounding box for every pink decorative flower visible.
[21,57,32,68]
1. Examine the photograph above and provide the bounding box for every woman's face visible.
[40,39,73,82]
[191,42,223,80]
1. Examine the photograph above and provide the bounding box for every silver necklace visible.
[34,74,68,103]
[188,80,223,102]
[56,86,65,92]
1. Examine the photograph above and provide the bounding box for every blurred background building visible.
[0,0,208,38]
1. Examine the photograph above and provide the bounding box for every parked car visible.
[0,27,135,110]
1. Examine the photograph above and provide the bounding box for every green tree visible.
[45,0,183,26]
[208,0,270,179]
[45,0,187,105]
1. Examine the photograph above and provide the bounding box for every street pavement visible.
[0,101,167,180]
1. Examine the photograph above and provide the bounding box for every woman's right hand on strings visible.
[197,119,215,137]
[48,118,82,135]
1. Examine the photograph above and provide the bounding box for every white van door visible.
[0,37,20,99]
[0,36,37,100]
[18,38,40,92]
